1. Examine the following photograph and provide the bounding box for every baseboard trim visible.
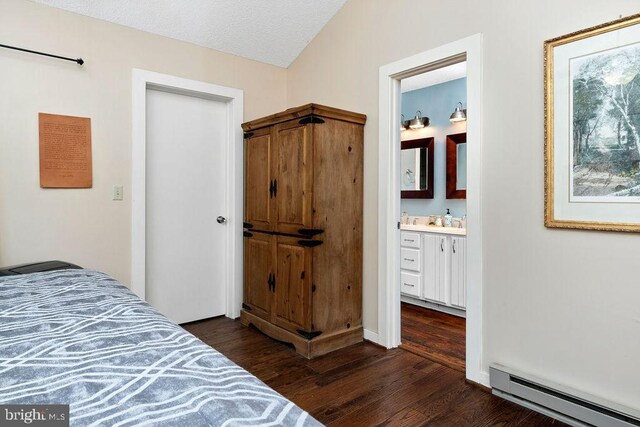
[401,295,466,318]
[478,370,491,388]
[363,329,380,345]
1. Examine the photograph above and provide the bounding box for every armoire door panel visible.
[274,122,313,235]
[243,232,274,320]
[272,236,312,333]
[244,131,274,231]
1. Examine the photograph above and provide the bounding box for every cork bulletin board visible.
[39,113,92,188]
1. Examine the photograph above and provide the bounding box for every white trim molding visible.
[363,329,380,344]
[131,69,244,319]
[377,34,486,386]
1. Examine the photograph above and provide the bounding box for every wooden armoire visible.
[240,104,366,358]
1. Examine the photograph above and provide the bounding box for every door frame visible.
[131,69,244,319]
[377,34,487,386]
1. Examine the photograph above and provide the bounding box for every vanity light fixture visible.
[408,110,429,129]
[401,114,409,131]
[449,102,467,123]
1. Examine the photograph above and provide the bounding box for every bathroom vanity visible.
[400,220,466,317]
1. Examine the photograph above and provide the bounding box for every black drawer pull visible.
[403,258,415,262]
[298,240,323,248]
[298,228,324,237]
[403,283,415,287]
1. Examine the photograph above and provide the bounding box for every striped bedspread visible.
[0,269,320,426]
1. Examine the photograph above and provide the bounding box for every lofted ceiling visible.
[30,0,347,68]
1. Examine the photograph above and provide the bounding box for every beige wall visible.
[287,0,640,410]
[0,0,287,283]
[3,0,639,412]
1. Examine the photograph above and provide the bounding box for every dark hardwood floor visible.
[183,316,563,426]
[401,302,466,372]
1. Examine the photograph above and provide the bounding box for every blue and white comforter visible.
[0,269,320,426]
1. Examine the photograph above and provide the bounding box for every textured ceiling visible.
[30,0,347,67]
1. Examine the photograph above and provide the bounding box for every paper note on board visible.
[39,113,92,188]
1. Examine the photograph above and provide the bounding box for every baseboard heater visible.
[490,364,640,427]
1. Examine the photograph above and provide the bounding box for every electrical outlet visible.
[113,185,124,201]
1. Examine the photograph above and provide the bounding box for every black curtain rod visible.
[0,43,84,65]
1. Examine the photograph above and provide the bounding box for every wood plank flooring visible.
[401,303,466,372]
[183,317,564,426]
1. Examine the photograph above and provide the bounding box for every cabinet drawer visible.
[400,248,421,272]
[400,271,420,297]
[400,232,421,249]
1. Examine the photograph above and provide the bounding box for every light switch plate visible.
[113,185,124,201]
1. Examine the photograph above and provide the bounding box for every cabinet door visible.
[243,231,275,320]
[450,236,466,309]
[423,234,448,304]
[245,130,275,231]
[273,121,313,235]
[272,235,312,334]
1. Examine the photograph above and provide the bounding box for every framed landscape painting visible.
[545,13,640,232]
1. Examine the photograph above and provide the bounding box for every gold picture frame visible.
[544,13,640,232]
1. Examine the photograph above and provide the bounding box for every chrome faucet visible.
[459,214,466,228]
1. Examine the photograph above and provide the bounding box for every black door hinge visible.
[298,240,323,248]
[273,179,277,197]
[242,303,252,311]
[244,131,254,139]
[296,330,322,340]
[299,115,325,125]
[243,222,254,229]
[243,231,253,237]
[298,228,324,237]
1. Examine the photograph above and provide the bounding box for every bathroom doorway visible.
[377,34,486,386]
[398,62,468,372]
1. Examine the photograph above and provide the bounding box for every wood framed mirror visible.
[446,132,467,199]
[401,137,434,199]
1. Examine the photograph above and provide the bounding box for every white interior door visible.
[145,88,227,324]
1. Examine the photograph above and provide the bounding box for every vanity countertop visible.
[401,223,467,236]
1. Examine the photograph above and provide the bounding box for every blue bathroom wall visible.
[401,77,467,218]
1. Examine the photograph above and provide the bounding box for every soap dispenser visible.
[444,209,453,227]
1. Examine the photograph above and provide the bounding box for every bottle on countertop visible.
[444,209,453,227]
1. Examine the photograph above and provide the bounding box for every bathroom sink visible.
[400,223,467,235]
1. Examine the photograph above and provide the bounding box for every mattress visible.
[0,269,321,426]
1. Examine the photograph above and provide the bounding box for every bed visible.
[0,269,321,426]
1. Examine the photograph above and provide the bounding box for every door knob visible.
[216,216,227,224]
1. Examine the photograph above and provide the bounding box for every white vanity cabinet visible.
[400,229,466,315]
